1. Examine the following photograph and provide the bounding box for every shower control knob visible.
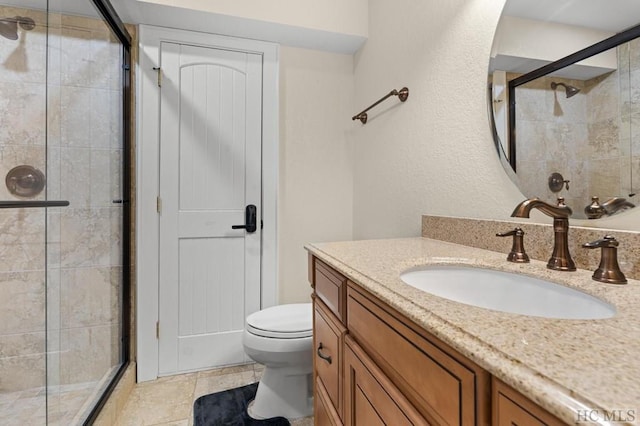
[548,172,569,193]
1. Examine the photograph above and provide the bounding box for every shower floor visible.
[0,366,119,425]
[0,382,97,425]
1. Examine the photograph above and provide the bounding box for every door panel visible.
[158,42,262,374]
[177,238,245,336]
[178,63,246,211]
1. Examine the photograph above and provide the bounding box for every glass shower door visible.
[0,2,52,424]
[0,1,127,424]
[45,1,125,424]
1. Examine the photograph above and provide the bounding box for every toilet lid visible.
[246,303,312,338]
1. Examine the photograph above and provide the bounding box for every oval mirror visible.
[488,0,640,222]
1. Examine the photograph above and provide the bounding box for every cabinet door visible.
[344,336,427,426]
[493,378,566,426]
[314,259,347,322]
[314,299,346,420]
[347,285,485,425]
[316,379,343,426]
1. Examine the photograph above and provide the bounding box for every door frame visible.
[136,25,279,382]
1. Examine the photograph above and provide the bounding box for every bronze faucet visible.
[511,197,576,271]
[582,235,627,284]
[496,227,530,263]
[601,197,635,215]
[584,196,635,219]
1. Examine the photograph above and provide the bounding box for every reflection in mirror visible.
[489,0,640,220]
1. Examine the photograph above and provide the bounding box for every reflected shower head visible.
[0,16,35,40]
[551,81,580,98]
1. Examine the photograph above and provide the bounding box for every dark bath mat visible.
[193,382,291,426]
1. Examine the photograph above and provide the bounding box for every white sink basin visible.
[400,266,615,319]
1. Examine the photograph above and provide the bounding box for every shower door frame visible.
[0,1,131,423]
[506,21,640,173]
[81,0,132,423]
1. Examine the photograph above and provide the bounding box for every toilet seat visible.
[246,303,312,339]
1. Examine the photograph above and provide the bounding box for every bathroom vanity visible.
[306,238,640,425]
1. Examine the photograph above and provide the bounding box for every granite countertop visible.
[305,237,640,425]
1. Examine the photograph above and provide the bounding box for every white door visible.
[158,42,262,375]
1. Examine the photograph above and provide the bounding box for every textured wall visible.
[278,46,355,303]
[351,0,640,239]
[352,0,522,239]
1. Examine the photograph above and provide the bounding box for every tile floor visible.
[115,363,313,426]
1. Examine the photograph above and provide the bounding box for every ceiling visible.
[0,0,101,17]
[5,0,640,35]
[503,0,640,32]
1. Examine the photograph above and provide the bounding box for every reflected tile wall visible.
[513,41,640,217]
[0,5,123,393]
[513,74,591,210]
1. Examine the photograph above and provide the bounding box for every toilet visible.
[242,303,314,419]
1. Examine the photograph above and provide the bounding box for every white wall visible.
[112,0,367,54]
[137,0,368,38]
[278,46,355,303]
[492,16,616,69]
[352,0,524,239]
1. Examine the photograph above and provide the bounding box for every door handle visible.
[231,204,257,233]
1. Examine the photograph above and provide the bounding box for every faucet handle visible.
[496,227,530,263]
[584,196,606,219]
[582,235,627,284]
[583,235,619,249]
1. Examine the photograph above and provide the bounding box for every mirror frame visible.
[506,21,640,172]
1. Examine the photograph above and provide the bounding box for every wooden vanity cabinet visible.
[315,379,341,426]
[347,283,489,425]
[493,378,565,426]
[314,257,346,322]
[309,255,566,426]
[311,256,347,425]
[344,335,426,425]
[314,299,346,424]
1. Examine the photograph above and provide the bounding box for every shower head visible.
[0,16,35,40]
[551,82,580,98]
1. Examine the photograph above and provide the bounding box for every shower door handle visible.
[231,204,257,233]
[0,200,70,208]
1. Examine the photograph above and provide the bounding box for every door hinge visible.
[156,196,162,214]
[156,321,159,339]
[152,66,162,87]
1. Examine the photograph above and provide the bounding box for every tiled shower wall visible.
[0,5,123,393]
[510,39,640,217]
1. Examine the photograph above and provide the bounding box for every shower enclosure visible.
[0,0,130,424]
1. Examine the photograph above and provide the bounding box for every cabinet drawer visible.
[344,336,426,426]
[493,378,565,426]
[347,284,483,425]
[315,379,343,426]
[314,300,346,419]
[314,259,346,322]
